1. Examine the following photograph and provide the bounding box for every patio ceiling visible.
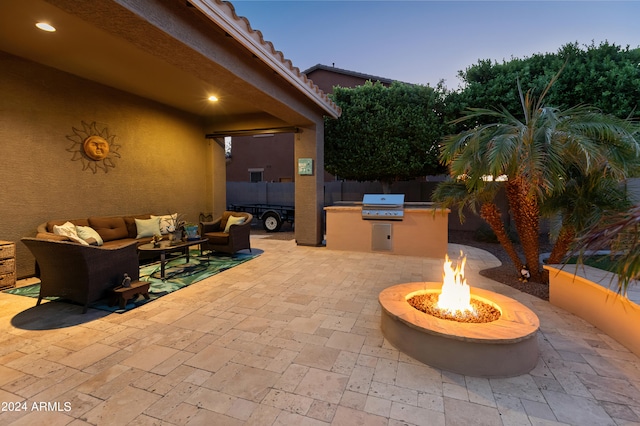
[0,0,339,134]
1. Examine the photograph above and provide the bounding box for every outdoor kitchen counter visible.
[324,205,450,258]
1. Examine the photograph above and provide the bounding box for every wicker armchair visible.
[200,211,253,254]
[21,238,140,313]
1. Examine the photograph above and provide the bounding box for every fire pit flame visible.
[436,252,473,314]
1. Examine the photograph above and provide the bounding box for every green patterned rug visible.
[4,250,259,313]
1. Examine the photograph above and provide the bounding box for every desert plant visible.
[571,206,640,295]
[438,72,640,282]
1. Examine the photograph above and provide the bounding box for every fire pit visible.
[379,253,540,377]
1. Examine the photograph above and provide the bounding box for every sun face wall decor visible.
[83,135,110,160]
[66,121,121,173]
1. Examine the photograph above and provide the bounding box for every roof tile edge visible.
[194,0,340,117]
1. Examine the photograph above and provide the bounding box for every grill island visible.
[324,195,449,258]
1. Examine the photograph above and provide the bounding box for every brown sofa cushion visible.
[88,216,128,242]
[205,232,229,245]
[46,219,90,233]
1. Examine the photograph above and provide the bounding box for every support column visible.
[294,124,324,246]
[206,137,227,219]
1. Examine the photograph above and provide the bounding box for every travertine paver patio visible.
[1,238,639,425]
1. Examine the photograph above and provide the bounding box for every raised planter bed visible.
[544,264,640,357]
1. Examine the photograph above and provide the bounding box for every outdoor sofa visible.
[21,237,139,313]
[22,213,174,313]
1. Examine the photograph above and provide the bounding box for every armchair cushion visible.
[206,232,230,245]
[224,216,246,233]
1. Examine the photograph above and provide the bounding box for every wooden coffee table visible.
[138,238,208,279]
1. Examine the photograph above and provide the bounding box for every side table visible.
[0,240,16,290]
[108,280,151,309]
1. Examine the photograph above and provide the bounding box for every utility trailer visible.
[227,203,294,232]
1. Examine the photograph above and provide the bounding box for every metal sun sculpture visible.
[66,121,121,173]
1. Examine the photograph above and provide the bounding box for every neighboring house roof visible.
[199,0,340,118]
[303,63,396,86]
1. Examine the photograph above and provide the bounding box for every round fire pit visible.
[379,282,540,378]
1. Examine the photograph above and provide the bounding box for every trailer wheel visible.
[262,212,282,232]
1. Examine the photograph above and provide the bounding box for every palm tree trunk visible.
[507,178,542,282]
[480,202,523,275]
[547,225,575,264]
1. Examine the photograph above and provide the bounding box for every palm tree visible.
[542,166,632,264]
[433,180,524,276]
[438,76,639,282]
[572,205,640,295]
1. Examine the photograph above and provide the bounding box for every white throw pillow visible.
[151,214,177,234]
[135,217,162,239]
[224,216,245,233]
[53,221,89,245]
[76,225,104,246]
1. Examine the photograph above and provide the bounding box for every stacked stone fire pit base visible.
[379,282,540,378]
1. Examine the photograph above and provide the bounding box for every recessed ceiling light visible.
[36,22,56,32]
[208,95,219,102]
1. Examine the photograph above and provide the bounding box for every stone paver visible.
[1,238,639,425]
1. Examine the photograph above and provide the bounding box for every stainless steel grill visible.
[361,194,405,221]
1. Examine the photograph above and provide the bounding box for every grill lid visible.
[362,194,405,207]
[362,194,405,220]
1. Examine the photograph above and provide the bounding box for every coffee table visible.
[138,238,208,279]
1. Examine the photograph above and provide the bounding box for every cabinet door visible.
[371,223,392,252]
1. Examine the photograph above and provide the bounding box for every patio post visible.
[294,124,324,246]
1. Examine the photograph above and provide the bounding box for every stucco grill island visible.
[324,195,449,257]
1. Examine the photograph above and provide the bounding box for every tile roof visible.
[199,0,341,118]
[303,63,397,85]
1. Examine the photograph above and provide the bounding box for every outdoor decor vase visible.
[170,230,183,244]
[184,225,199,240]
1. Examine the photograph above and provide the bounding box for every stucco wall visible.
[545,264,640,357]
[0,52,221,278]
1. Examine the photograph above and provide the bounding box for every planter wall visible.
[544,264,640,357]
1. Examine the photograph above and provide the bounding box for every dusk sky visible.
[229,1,640,89]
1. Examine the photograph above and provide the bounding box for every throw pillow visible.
[53,221,89,245]
[224,215,245,233]
[135,217,162,239]
[76,225,104,246]
[151,214,177,234]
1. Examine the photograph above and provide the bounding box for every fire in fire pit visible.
[407,252,500,323]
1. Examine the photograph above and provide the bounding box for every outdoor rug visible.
[3,250,259,313]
